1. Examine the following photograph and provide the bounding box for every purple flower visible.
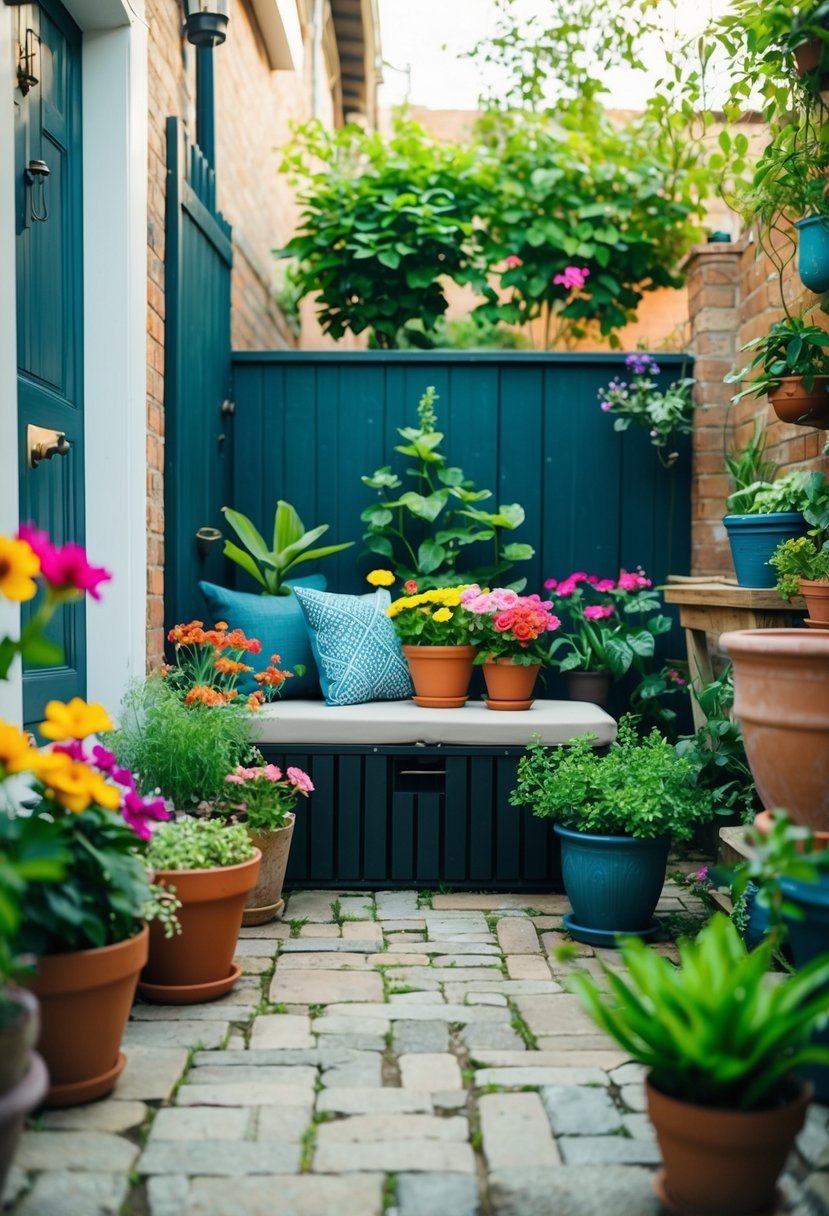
[122,791,171,841]
[600,402,612,412]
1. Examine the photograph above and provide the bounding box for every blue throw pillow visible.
[199,576,327,699]
[293,586,413,707]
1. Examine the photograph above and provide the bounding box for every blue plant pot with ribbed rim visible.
[796,215,829,294]
[554,825,670,945]
[723,512,808,588]
[781,874,829,1102]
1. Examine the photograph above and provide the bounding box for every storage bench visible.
[254,700,616,893]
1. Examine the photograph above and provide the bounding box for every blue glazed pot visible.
[796,215,829,294]
[554,825,669,939]
[723,512,807,588]
[781,874,829,1102]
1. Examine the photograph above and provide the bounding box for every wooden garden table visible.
[662,579,806,728]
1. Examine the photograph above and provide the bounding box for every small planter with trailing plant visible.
[565,913,829,1216]
[510,717,715,945]
[386,584,478,707]
[721,469,815,588]
[217,761,314,924]
[597,352,695,469]
[769,472,829,624]
[140,819,260,1004]
[726,313,829,429]
[461,584,560,710]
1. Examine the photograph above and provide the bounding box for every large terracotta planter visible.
[0,989,48,1192]
[646,1074,811,1215]
[565,670,612,707]
[243,817,295,925]
[139,851,261,1004]
[28,924,148,1107]
[402,644,476,708]
[801,579,829,627]
[721,629,829,832]
[767,376,829,429]
[482,658,540,710]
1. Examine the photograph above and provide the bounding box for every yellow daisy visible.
[40,698,113,742]
[0,537,40,602]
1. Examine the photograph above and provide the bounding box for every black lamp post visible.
[182,2,229,169]
[182,0,229,47]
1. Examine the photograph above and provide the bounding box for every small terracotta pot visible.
[753,809,829,852]
[28,924,149,1107]
[482,658,540,710]
[140,851,261,1004]
[767,376,829,429]
[243,817,295,925]
[565,670,612,708]
[402,644,476,708]
[801,579,829,626]
[646,1074,811,1215]
[722,629,829,833]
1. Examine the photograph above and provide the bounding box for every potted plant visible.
[510,717,715,945]
[222,499,353,596]
[545,569,672,707]
[726,313,829,428]
[218,760,313,924]
[386,583,478,707]
[140,818,260,1004]
[769,473,829,622]
[721,469,815,588]
[565,913,829,1215]
[460,584,560,709]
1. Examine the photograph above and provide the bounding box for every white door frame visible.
[0,0,148,721]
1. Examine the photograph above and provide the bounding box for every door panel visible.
[13,0,84,727]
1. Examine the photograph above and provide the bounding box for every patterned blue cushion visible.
[199,576,327,699]
[293,587,413,707]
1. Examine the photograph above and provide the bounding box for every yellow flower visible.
[0,720,41,775]
[40,698,113,742]
[0,537,40,602]
[40,754,121,813]
[366,569,395,587]
[432,607,453,623]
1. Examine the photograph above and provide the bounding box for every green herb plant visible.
[725,468,824,516]
[566,912,829,1110]
[222,500,353,596]
[511,717,715,840]
[769,471,829,597]
[147,819,256,872]
[361,386,533,589]
[726,314,829,406]
[674,666,760,823]
[725,417,777,494]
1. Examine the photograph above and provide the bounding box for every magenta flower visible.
[594,579,616,593]
[553,266,590,290]
[584,604,615,621]
[504,255,523,269]
[543,578,557,591]
[617,568,652,592]
[287,767,314,794]
[122,790,171,841]
[18,524,111,601]
[600,401,613,412]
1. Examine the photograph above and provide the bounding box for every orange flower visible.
[168,620,207,645]
[214,657,253,675]
[248,691,265,711]
[214,621,228,630]
[255,666,291,688]
[184,685,228,707]
[40,698,113,741]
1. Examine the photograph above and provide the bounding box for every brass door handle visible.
[27,424,70,469]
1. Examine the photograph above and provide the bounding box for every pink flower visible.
[287,766,314,794]
[263,764,283,782]
[553,266,590,290]
[617,568,652,592]
[543,578,557,591]
[555,580,578,598]
[225,772,245,785]
[459,585,483,605]
[504,255,523,269]
[122,790,170,841]
[493,611,515,632]
[600,401,613,412]
[584,604,615,621]
[18,525,111,601]
[594,579,616,593]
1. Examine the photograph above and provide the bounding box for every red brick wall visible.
[688,235,829,577]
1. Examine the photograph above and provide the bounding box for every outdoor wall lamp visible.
[182,0,229,47]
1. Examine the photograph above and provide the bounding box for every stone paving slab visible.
[149,1107,252,1141]
[269,967,385,1004]
[138,1140,303,1176]
[278,939,379,953]
[114,1046,190,1101]
[320,1001,511,1022]
[396,1173,481,1216]
[276,951,372,970]
[249,1014,314,1049]
[122,1020,230,1049]
[13,1171,130,1216]
[315,1114,469,1143]
[317,1088,434,1115]
[176,1082,314,1107]
[16,1131,139,1173]
[475,1067,610,1089]
[313,1140,476,1174]
[150,1174,385,1216]
[558,1136,662,1166]
[40,1101,148,1134]
[479,1092,561,1170]
[489,1165,662,1215]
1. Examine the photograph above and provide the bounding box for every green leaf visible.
[222,507,270,563]
[377,248,401,269]
[21,636,64,667]
[222,541,267,590]
[417,540,447,575]
[502,542,535,561]
[274,500,304,554]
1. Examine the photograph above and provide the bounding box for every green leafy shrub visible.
[567,912,829,1110]
[147,819,256,872]
[674,666,760,822]
[726,469,825,516]
[771,535,829,598]
[222,500,353,596]
[511,717,714,840]
[726,315,829,405]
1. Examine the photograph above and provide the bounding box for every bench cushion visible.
[253,698,616,748]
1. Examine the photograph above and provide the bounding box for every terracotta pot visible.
[767,376,829,429]
[0,988,48,1193]
[754,809,829,851]
[721,629,829,832]
[243,816,295,925]
[482,658,540,710]
[402,644,476,708]
[565,670,612,707]
[28,924,148,1107]
[801,579,829,626]
[646,1074,811,1215]
[140,851,261,1004]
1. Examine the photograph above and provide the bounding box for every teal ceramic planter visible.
[723,512,807,588]
[796,215,829,294]
[554,825,669,947]
[781,874,829,1101]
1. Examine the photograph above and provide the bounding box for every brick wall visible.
[687,234,829,576]
[143,0,332,666]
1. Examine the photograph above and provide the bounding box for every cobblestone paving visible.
[4,880,829,1215]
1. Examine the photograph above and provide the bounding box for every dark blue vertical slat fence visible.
[229,351,692,677]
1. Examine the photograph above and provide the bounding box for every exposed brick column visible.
[685,242,743,576]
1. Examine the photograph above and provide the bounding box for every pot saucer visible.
[242,898,285,927]
[45,1051,126,1108]
[137,963,242,1006]
[412,695,467,709]
[804,617,829,629]
[652,1168,782,1215]
[484,698,534,712]
[562,912,661,948]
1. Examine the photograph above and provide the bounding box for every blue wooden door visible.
[14,0,84,726]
